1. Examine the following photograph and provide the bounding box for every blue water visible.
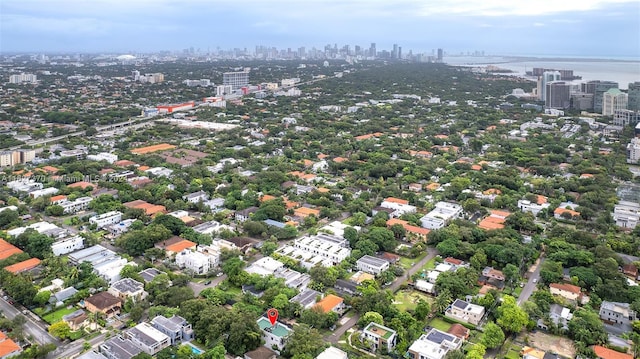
[185,342,203,355]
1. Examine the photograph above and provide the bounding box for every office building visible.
[602,88,628,116]
[570,92,594,111]
[222,70,249,90]
[370,43,376,57]
[545,81,571,109]
[593,81,618,113]
[629,81,640,111]
[9,73,37,84]
[539,71,561,101]
[437,48,443,62]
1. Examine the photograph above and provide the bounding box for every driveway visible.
[188,274,227,296]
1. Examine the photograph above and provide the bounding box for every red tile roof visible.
[4,258,41,274]
[593,346,633,359]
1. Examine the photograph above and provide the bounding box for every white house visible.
[356,255,390,276]
[124,323,171,356]
[420,202,463,230]
[414,279,435,294]
[59,197,93,214]
[257,317,291,353]
[445,299,485,326]
[89,211,123,229]
[360,322,397,353]
[517,199,550,216]
[175,249,218,275]
[52,235,84,256]
[380,197,417,218]
[407,329,462,359]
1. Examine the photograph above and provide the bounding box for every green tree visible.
[283,324,326,358]
[414,299,430,320]
[496,295,528,333]
[359,311,384,327]
[466,343,486,359]
[568,308,608,345]
[480,322,505,349]
[48,321,71,339]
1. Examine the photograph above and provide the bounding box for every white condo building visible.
[420,202,463,230]
[90,211,123,229]
[627,137,640,164]
[603,88,628,116]
[222,70,249,90]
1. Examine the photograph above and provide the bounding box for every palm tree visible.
[434,289,453,314]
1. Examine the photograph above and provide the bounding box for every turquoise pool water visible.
[185,342,203,355]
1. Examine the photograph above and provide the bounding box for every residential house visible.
[182,191,209,204]
[554,202,581,220]
[313,294,346,315]
[517,198,550,216]
[537,304,573,330]
[51,235,84,256]
[138,268,163,283]
[380,197,417,218]
[108,278,147,303]
[85,292,122,318]
[0,332,22,359]
[89,211,123,229]
[414,279,435,294]
[447,324,470,340]
[75,351,108,359]
[151,315,194,345]
[316,347,348,359]
[592,345,634,359]
[124,323,170,356]
[481,267,505,281]
[356,255,390,275]
[549,283,588,304]
[257,317,292,353]
[420,202,463,230]
[235,207,258,222]
[155,236,196,256]
[290,289,321,310]
[445,299,485,326]
[612,201,640,229]
[62,310,88,331]
[361,322,397,353]
[99,335,142,359]
[622,264,638,279]
[521,347,547,359]
[599,301,637,326]
[4,258,41,274]
[406,328,463,359]
[244,347,277,359]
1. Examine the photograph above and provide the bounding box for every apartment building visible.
[356,255,390,275]
[89,211,123,229]
[124,323,170,356]
[420,202,463,230]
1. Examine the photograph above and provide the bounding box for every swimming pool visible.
[185,342,203,355]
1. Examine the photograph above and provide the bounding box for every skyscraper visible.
[398,46,402,60]
[545,81,571,109]
[392,44,398,59]
[628,82,640,111]
[370,43,377,58]
[437,48,443,62]
[539,71,561,101]
[590,81,619,113]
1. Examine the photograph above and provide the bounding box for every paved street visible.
[188,274,227,296]
[47,333,107,359]
[517,256,545,306]
[0,297,59,346]
[325,248,439,344]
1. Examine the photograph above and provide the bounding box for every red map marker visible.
[267,308,279,326]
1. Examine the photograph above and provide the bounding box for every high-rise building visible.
[545,81,571,109]
[613,110,640,126]
[398,46,402,60]
[628,82,640,111]
[370,43,376,58]
[592,81,618,113]
[627,137,640,164]
[223,70,249,90]
[571,93,594,111]
[132,71,140,81]
[392,44,398,59]
[9,73,37,84]
[437,48,443,62]
[602,88,628,116]
[539,71,561,101]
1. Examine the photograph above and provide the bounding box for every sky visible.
[1,0,639,57]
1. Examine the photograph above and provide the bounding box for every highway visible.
[0,296,59,346]
[325,248,439,344]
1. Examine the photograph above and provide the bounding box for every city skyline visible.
[1,0,639,57]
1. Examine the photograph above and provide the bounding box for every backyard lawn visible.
[393,290,433,311]
[43,307,77,324]
[428,317,452,332]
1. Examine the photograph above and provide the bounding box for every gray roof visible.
[100,336,142,359]
[452,299,467,309]
[76,351,108,359]
[151,315,188,332]
[425,329,456,344]
[110,278,144,294]
[138,268,162,282]
[290,288,320,308]
[54,287,78,302]
[357,255,389,268]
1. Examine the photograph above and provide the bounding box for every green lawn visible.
[428,317,452,332]
[416,257,437,276]
[63,218,73,226]
[69,331,84,341]
[393,290,433,311]
[398,252,427,270]
[43,307,77,324]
